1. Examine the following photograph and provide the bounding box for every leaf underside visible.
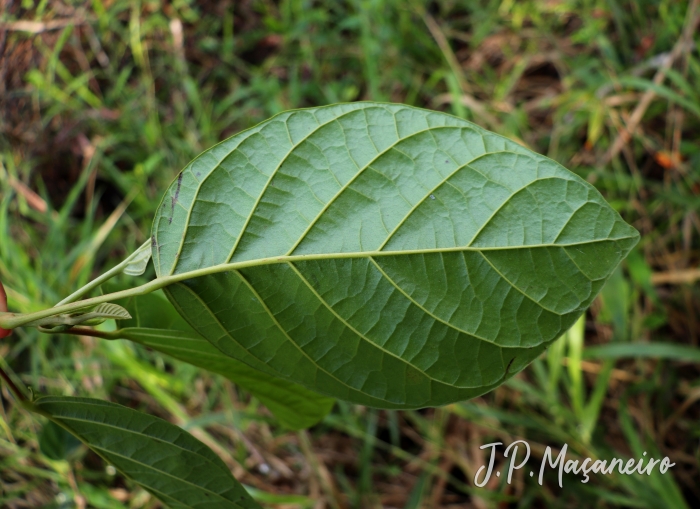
[124,241,153,276]
[113,288,335,430]
[124,328,335,429]
[152,102,639,409]
[34,396,260,509]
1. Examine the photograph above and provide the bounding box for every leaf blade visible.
[123,241,153,276]
[152,102,639,408]
[33,396,260,509]
[112,289,335,429]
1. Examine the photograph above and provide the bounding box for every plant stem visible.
[53,327,121,340]
[56,239,151,306]
[0,278,164,330]
[0,363,27,402]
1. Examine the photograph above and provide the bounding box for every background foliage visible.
[0,0,698,507]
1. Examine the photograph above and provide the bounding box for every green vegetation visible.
[1,1,698,507]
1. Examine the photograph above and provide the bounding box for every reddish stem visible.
[0,365,26,402]
[0,280,11,338]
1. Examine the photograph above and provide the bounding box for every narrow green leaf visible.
[151,102,639,409]
[242,486,314,507]
[113,290,335,429]
[32,396,261,509]
[618,76,700,119]
[583,342,700,363]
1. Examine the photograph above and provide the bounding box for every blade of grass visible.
[584,342,700,362]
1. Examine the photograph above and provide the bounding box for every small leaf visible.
[33,396,261,509]
[91,303,132,320]
[24,303,131,328]
[123,241,153,276]
[111,289,334,429]
[151,102,640,409]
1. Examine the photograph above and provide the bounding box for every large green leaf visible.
[32,396,260,509]
[111,289,335,429]
[151,102,639,409]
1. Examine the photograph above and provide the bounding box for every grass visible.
[1,0,699,507]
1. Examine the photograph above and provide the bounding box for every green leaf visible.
[583,342,700,363]
[113,289,335,429]
[123,241,153,276]
[24,303,131,328]
[91,303,132,320]
[151,102,639,409]
[32,396,261,509]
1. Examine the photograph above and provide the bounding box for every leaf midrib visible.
[160,103,635,297]
[162,237,635,283]
[39,408,225,467]
[42,413,239,504]
[81,443,237,504]
[160,239,632,361]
